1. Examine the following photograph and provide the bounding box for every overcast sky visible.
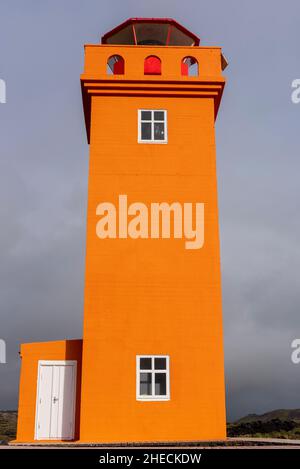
[1,0,300,422]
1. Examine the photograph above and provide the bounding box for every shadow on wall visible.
[63,340,82,441]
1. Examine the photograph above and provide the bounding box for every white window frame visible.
[136,355,170,401]
[138,109,168,144]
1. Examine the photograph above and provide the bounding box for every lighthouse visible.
[16,18,227,443]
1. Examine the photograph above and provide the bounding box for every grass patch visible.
[0,411,17,443]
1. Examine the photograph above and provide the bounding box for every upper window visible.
[181,56,198,77]
[138,110,167,143]
[144,55,161,75]
[136,355,170,401]
[107,55,125,75]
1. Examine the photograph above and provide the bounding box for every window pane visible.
[141,122,152,140]
[155,373,167,396]
[141,111,151,121]
[154,111,164,121]
[154,122,165,140]
[155,357,166,370]
[140,373,152,395]
[140,357,152,370]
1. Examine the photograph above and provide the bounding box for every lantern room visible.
[101,18,200,46]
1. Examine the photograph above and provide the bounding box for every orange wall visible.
[16,340,82,442]
[79,44,226,443]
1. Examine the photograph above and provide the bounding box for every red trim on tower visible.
[166,25,172,46]
[132,23,137,45]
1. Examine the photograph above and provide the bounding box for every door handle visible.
[53,397,59,403]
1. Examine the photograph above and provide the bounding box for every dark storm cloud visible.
[1,0,300,421]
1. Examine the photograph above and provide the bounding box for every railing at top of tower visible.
[83,45,226,81]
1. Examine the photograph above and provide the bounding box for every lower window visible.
[136,355,170,401]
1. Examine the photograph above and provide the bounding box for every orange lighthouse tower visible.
[16,18,227,444]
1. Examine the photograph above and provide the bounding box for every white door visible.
[35,361,77,440]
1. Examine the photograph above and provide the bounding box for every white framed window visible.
[136,355,170,401]
[138,110,168,143]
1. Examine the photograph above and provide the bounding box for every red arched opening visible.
[181,57,198,77]
[107,55,125,75]
[144,56,161,75]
